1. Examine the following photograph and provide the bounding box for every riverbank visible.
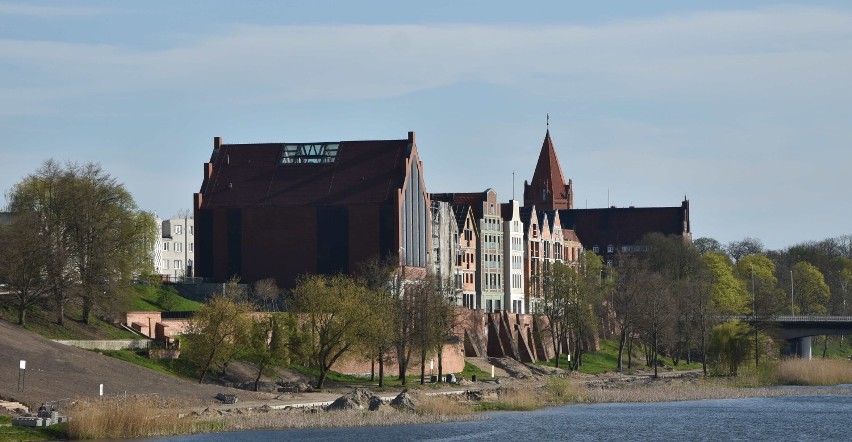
[58,368,852,440]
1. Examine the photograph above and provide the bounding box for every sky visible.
[1,1,850,251]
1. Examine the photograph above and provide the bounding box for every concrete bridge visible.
[733,315,852,359]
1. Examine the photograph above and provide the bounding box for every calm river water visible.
[154,390,852,441]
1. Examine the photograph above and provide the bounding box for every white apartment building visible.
[153,216,195,281]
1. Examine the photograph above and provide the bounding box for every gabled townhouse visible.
[432,189,503,312]
[453,205,478,309]
[430,200,460,303]
[520,206,544,313]
[501,200,525,313]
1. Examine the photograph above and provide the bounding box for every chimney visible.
[214,136,223,150]
[408,131,415,143]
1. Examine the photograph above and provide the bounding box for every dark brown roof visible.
[530,131,568,195]
[558,204,689,250]
[431,192,487,219]
[199,139,411,208]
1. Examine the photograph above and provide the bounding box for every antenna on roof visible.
[546,113,550,130]
[512,171,515,200]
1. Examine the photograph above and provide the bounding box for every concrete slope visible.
[0,319,269,407]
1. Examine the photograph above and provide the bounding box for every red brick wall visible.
[334,341,465,376]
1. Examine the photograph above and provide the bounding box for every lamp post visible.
[790,270,794,315]
[750,265,755,317]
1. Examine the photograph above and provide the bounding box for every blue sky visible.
[1,1,851,250]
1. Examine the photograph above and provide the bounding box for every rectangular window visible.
[592,246,599,253]
[190,226,194,235]
[175,225,183,235]
[189,243,194,252]
[175,243,182,252]
[163,242,169,251]
[607,245,614,253]
[174,260,182,269]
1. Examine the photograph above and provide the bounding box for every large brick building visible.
[194,132,430,286]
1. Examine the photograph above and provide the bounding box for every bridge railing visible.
[728,315,852,322]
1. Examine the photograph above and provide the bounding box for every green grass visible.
[0,423,68,441]
[0,416,11,424]
[286,364,446,390]
[460,361,490,380]
[0,303,139,340]
[810,336,852,359]
[533,340,704,375]
[128,285,201,312]
[99,349,200,380]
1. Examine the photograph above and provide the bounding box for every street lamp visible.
[750,265,755,317]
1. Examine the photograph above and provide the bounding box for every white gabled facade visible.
[502,200,526,313]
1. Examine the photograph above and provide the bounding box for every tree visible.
[635,272,673,378]
[362,287,397,387]
[7,160,156,325]
[726,237,764,262]
[66,163,156,324]
[792,261,830,315]
[0,213,50,325]
[244,313,294,391]
[539,262,573,368]
[708,320,752,375]
[693,237,724,255]
[734,254,785,317]
[705,252,750,314]
[8,160,77,325]
[183,280,252,383]
[355,256,397,386]
[252,278,281,311]
[613,254,645,372]
[291,274,369,389]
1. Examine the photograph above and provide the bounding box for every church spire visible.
[523,120,574,210]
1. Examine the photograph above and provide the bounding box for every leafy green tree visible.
[8,160,77,325]
[355,256,397,386]
[792,261,830,314]
[7,160,156,325]
[735,254,785,317]
[291,274,370,389]
[705,252,749,314]
[184,282,252,383]
[708,320,752,375]
[244,313,294,391]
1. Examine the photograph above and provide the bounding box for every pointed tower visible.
[524,129,573,210]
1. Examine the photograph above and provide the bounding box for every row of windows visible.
[512,274,523,289]
[484,273,502,290]
[163,242,194,252]
[160,259,192,270]
[591,244,646,254]
[172,225,194,235]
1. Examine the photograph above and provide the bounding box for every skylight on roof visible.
[280,143,339,164]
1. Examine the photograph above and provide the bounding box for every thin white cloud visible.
[1,5,851,111]
[0,3,106,17]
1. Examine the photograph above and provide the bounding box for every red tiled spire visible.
[524,129,573,210]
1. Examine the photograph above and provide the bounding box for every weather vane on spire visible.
[547,113,549,129]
